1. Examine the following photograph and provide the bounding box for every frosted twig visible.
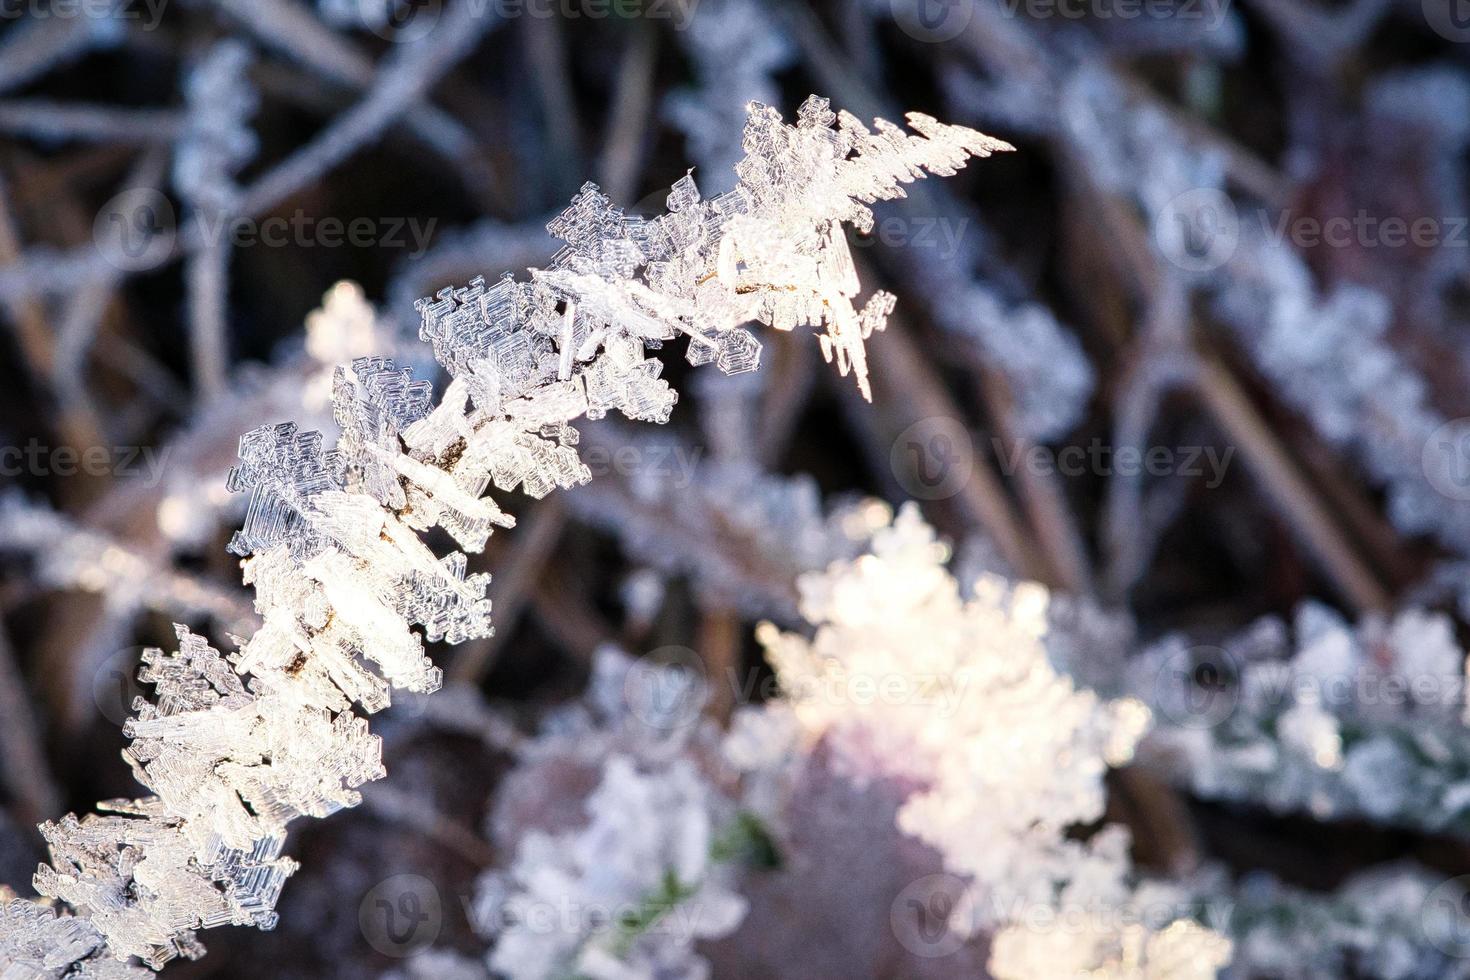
[207,0,492,194]
[175,41,257,401]
[0,101,182,144]
[0,0,502,307]
[0,8,120,95]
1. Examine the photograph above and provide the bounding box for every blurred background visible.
[3,0,1470,975]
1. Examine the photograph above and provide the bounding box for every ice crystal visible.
[4,96,1006,976]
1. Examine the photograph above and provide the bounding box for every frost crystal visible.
[4,96,1006,977]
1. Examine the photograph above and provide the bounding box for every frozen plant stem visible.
[0,95,1010,977]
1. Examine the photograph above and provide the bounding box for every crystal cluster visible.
[752,504,1228,978]
[5,97,1006,976]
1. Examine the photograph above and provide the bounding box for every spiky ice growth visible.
[3,97,1007,977]
[753,504,1227,978]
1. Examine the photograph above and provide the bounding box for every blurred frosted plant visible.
[1362,65,1470,329]
[1,96,1006,976]
[1216,232,1470,555]
[475,755,748,980]
[1137,602,1470,832]
[173,41,257,215]
[665,0,794,186]
[456,648,765,980]
[175,40,259,398]
[1061,62,1470,558]
[1194,862,1470,980]
[1061,66,1230,240]
[0,494,253,631]
[755,504,1224,976]
[931,281,1094,442]
[566,422,877,621]
[304,280,394,404]
[316,0,395,30]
